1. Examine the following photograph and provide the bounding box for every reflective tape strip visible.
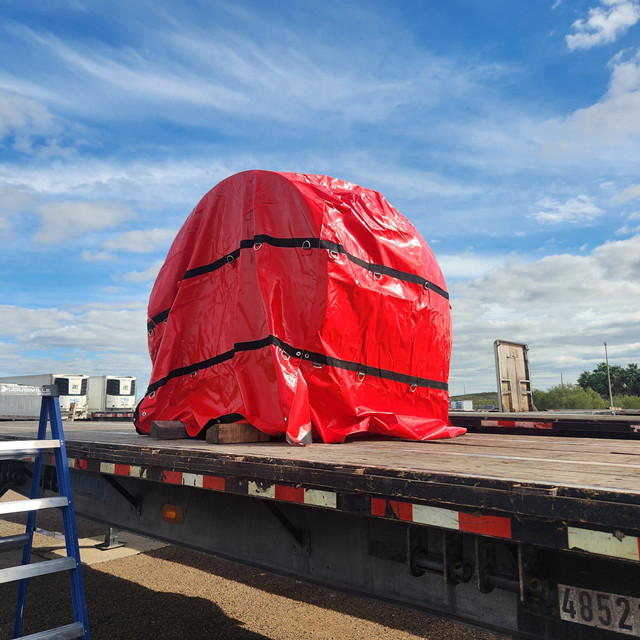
[412,504,459,530]
[99,462,115,475]
[568,527,640,562]
[275,485,304,503]
[248,482,276,499]
[304,489,337,508]
[129,465,146,478]
[459,512,512,538]
[181,473,203,488]
[163,470,183,484]
[371,498,512,539]
[202,475,225,491]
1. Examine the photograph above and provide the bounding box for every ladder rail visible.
[8,393,91,639]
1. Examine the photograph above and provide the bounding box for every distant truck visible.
[87,375,137,420]
[0,373,89,419]
[449,400,473,411]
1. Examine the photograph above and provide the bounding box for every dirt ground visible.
[0,490,504,640]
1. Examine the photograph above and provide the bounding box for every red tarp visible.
[135,170,465,444]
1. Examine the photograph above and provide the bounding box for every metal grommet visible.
[148,329,154,336]
[423,282,430,291]
[280,350,290,361]
[226,254,235,264]
[373,272,382,281]
[302,240,311,250]
[313,362,323,369]
[410,384,417,392]
[296,351,302,357]
[357,372,365,381]
[329,250,340,260]
[304,353,310,359]
[141,411,147,417]
[149,391,156,399]
[190,371,197,379]
[253,242,262,251]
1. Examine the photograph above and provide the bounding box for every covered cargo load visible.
[135,170,464,445]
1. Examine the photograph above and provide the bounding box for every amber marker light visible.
[161,504,184,524]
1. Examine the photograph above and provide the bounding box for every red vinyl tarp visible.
[135,170,465,444]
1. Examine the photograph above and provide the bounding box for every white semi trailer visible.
[87,375,137,419]
[0,373,89,419]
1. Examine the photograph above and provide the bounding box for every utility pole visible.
[604,341,613,408]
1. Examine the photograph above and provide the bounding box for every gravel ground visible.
[0,491,505,640]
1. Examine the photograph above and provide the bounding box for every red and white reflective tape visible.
[371,498,513,539]
[248,481,337,508]
[480,419,552,430]
[55,456,640,564]
[568,526,640,562]
[161,469,226,491]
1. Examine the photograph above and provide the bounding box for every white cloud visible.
[102,228,177,253]
[613,182,640,202]
[81,249,114,262]
[0,88,54,138]
[537,48,640,161]
[122,259,164,283]
[0,157,234,208]
[448,234,640,394]
[566,0,640,51]
[530,195,603,224]
[33,200,133,244]
[439,251,516,280]
[0,185,36,212]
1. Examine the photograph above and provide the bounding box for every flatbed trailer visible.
[2,420,640,639]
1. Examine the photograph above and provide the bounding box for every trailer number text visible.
[559,585,639,636]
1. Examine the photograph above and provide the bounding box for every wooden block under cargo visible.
[150,420,189,439]
[206,423,271,444]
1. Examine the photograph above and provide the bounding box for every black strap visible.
[144,334,447,397]
[146,235,449,330]
[182,235,449,298]
[147,308,170,332]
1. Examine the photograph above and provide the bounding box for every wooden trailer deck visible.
[3,420,640,531]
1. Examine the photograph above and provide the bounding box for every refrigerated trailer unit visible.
[0,374,89,419]
[87,376,136,420]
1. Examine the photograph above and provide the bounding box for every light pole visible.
[604,341,613,408]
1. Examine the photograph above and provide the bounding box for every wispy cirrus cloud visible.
[566,0,640,51]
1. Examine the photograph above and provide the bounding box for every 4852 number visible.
[559,584,639,636]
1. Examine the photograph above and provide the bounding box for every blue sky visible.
[1,0,640,398]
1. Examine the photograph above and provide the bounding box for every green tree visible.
[622,364,640,396]
[533,384,608,410]
[578,362,638,397]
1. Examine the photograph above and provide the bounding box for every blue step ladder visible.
[0,384,90,639]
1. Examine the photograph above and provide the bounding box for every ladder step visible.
[0,532,30,551]
[0,496,68,516]
[0,439,61,452]
[14,622,86,640]
[0,556,76,584]
[0,439,61,460]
